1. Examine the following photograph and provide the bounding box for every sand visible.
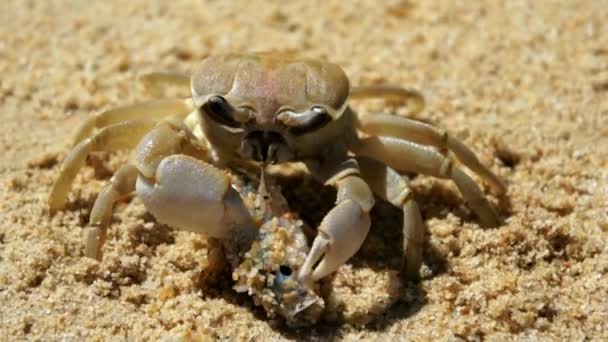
[1,0,607,340]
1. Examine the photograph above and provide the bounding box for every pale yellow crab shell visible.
[190,52,350,119]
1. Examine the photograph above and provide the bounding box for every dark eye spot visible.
[279,265,292,276]
[207,96,225,113]
[203,96,240,128]
[289,107,331,135]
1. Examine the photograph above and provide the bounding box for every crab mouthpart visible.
[239,130,292,163]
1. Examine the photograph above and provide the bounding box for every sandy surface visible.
[1,0,607,340]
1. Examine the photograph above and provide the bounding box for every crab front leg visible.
[86,120,254,259]
[298,157,375,286]
[133,120,254,235]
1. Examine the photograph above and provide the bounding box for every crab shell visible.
[189,52,353,161]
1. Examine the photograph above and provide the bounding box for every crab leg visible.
[84,120,254,259]
[139,72,190,97]
[86,164,138,259]
[350,85,425,115]
[356,113,506,195]
[49,119,157,213]
[298,157,375,285]
[356,156,424,281]
[351,136,499,227]
[72,98,193,146]
[133,121,254,240]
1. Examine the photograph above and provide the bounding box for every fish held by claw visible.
[223,168,325,327]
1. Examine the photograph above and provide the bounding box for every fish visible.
[221,167,325,327]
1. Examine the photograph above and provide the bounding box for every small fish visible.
[222,167,325,327]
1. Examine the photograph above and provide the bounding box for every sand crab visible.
[49,52,505,309]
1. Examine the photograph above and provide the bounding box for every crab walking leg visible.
[350,85,425,115]
[86,164,138,259]
[356,157,425,280]
[352,136,499,227]
[356,113,506,195]
[49,119,157,213]
[139,72,190,97]
[72,98,193,146]
[299,158,375,285]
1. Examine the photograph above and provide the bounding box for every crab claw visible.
[136,155,255,239]
[297,199,371,286]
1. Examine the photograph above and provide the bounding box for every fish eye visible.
[279,265,293,276]
[203,95,241,128]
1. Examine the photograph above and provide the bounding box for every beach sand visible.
[1,0,607,340]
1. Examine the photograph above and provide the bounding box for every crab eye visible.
[286,106,332,135]
[203,96,240,128]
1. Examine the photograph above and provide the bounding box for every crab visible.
[49,51,505,291]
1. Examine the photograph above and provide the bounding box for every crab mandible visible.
[49,52,505,285]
